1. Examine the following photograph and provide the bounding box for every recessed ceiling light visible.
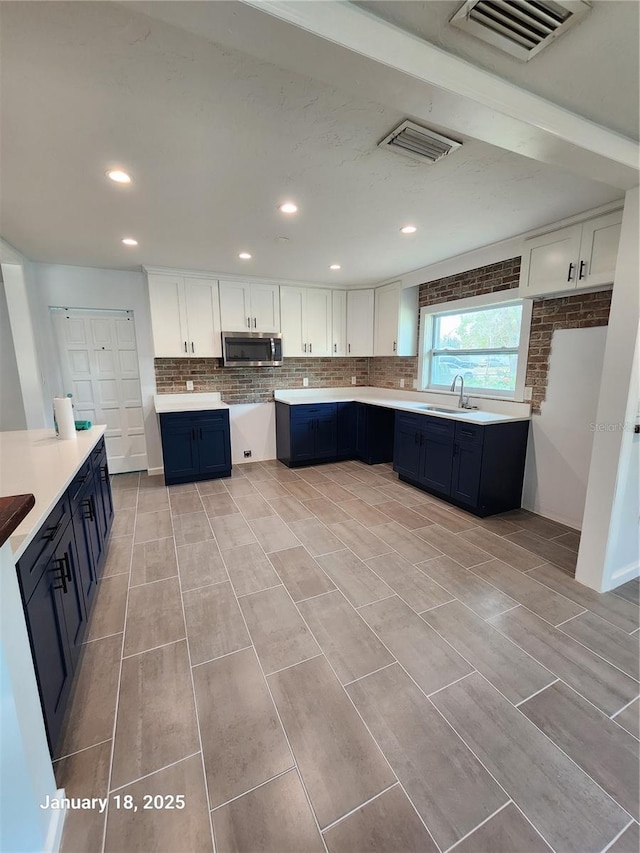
[107,170,132,184]
[400,225,417,234]
[329,264,341,271]
[238,252,252,260]
[122,237,138,246]
[278,202,298,214]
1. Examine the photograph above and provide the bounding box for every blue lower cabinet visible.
[315,409,338,459]
[160,410,231,485]
[18,437,114,753]
[355,404,395,464]
[336,402,357,458]
[393,411,529,517]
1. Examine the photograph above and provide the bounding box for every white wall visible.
[0,277,27,431]
[229,403,276,464]
[522,327,607,529]
[28,263,163,471]
[577,187,640,591]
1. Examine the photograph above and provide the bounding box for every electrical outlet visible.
[243,450,252,458]
[186,380,194,391]
[303,377,309,387]
[412,379,418,389]
[399,378,405,388]
[524,386,533,402]
[351,376,356,385]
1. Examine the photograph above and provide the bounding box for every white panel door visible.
[280,287,306,357]
[346,289,375,356]
[185,278,222,357]
[374,284,400,356]
[52,309,147,473]
[250,283,280,332]
[147,274,188,357]
[305,289,332,357]
[219,281,251,331]
[332,290,347,356]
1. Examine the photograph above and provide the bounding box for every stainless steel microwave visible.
[222,331,283,367]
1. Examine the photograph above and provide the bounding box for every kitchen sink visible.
[414,405,458,413]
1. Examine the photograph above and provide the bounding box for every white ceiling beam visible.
[240,0,639,189]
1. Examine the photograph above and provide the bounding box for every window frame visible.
[418,292,533,402]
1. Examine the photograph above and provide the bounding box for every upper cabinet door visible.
[305,289,332,357]
[578,210,622,289]
[184,279,222,358]
[219,281,251,331]
[280,287,306,357]
[332,290,347,357]
[346,289,375,356]
[519,225,582,297]
[250,283,280,332]
[374,284,400,356]
[148,274,189,357]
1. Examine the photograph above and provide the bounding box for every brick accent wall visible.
[368,257,612,414]
[525,290,612,413]
[154,357,369,404]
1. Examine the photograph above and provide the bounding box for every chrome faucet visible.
[450,374,471,409]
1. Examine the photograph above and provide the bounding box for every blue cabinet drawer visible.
[290,403,337,420]
[422,415,455,439]
[17,493,71,604]
[455,422,484,446]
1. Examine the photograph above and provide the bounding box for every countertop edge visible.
[0,495,35,549]
[273,394,531,425]
[7,427,106,561]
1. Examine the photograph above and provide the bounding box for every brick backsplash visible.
[155,257,612,414]
[154,357,369,404]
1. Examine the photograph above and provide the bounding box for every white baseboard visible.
[44,789,66,853]
[603,561,640,592]
[520,500,581,532]
[147,466,164,477]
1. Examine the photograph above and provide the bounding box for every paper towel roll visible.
[54,397,76,440]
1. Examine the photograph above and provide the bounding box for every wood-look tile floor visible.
[55,461,640,853]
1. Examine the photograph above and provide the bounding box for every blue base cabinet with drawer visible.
[159,410,231,485]
[275,401,395,467]
[393,411,529,517]
[17,436,113,753]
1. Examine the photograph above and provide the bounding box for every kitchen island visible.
[0,425,113,751]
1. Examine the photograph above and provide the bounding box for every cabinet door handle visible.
[334,343,337,353]
[253,317,257,328]
[51,555,70,593]
[393,341,397,353]
[579,260,587,280]
[304,343,307,353]
[82,497,95,522]
[309,343,312,354]
[184,341,188,353]
[100,464,108,482]
[567,263,575,282]
[348,343,351,353]
[247,317,251,329]
[191,342,195,353]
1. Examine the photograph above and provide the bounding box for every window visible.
[421,297,532,399]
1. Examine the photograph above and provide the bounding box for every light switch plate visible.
[524,386,533,401]
[351,376,357,385]
[399,378,405,388]
[186,380,194,391]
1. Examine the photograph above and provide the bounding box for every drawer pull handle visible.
[461,430,473,437]
[45,520,63,542]
[82,497,95,522]
[567,263,575,282]
[100,464,109,482]
[579,260,587,280]
[51,554,71,593]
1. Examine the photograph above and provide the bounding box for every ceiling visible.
[356,1,640,141]
[0,1,631,285]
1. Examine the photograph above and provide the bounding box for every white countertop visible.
[274,387,531,425]
[0,426,106,560]
[154,392,230,413]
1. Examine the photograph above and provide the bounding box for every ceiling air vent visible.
[450,1,591,61]
[377,121,462,165]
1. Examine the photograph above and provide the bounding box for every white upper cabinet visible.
[332,290,347,357]
[219,281,280,332]
[520,210,622,298]
[346,289,375,356]
[280,286,332,357]
[148,274,221,358]
[374,282,419,356]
